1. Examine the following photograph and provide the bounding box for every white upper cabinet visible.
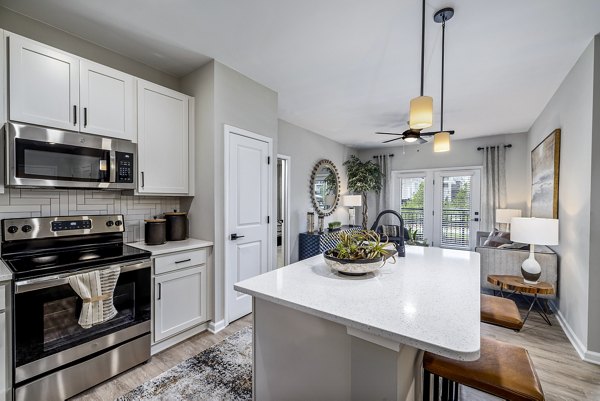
[137,80,189,194]
[80,60,135,140]
[8,33,79,131]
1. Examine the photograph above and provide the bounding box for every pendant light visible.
[409,0,433,130]
[433,7,454,153]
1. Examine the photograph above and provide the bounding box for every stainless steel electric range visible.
[0,215,152,401]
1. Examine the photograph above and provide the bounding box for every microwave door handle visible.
[109,151,116,183]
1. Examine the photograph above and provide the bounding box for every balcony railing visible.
[400,207,425,240]
[441,208,470,248]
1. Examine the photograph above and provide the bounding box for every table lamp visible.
[510,217,559,284]
[495,209,522,231]
[342,195,362,227]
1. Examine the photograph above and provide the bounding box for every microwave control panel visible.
[116,152,134,183]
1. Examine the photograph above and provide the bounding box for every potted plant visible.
[343,155,383,229]
[324,230,396,275]
[406,226,430,247]
[328,221,342,231]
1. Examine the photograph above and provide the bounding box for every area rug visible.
[116,327,252,401]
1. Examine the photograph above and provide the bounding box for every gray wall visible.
[278,120,356,263]
[526,37,596,354]
[182,60,278,324]
[357,132,529,226]
[589,35,600,355]
[0,7,180,90]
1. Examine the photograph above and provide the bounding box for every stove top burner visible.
[4,243,150,280]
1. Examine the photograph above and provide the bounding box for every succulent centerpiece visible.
[324,230,396,275]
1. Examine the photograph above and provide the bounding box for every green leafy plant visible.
[343,155,384,229]
[406,226,430,247]
[326,230,395,264]
[328,221,342,230]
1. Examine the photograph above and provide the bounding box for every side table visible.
[487,274,555,326]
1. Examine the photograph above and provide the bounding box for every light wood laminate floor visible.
[71,310,600,401]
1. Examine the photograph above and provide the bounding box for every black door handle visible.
[230,233,245,240]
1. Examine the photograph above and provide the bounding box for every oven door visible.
[6,122,136,189]
[13,260,151,384]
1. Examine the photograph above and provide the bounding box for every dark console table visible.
[298,226,362,261]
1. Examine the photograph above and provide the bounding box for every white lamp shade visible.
[342,195,362,207]
[433,132,451,152]
[510,217,559,245]
[495,209,522,224]
[409,96,433,129]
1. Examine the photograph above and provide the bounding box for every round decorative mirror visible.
[310,159,341,216]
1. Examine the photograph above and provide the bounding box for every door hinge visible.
[267,156,271,165]
[267,216,270,224]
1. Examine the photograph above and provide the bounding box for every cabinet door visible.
[154,265,207,342]
[137,80,189,194]
[0,311,5,401]
[8,33,79,131]
[80,60,135,140]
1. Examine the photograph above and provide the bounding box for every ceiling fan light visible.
[409,96,433,130]
[433,131,451,152]
[404,136,419,143]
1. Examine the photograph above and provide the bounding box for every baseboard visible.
[208,319,226,334]
[552,302,600,365]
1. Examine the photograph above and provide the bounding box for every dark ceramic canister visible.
[164,210,188,241]
[144,218,166,245]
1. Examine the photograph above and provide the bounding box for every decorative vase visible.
[307,211,315,234]
[323,249,396,276]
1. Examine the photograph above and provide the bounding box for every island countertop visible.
[235,245,481,360]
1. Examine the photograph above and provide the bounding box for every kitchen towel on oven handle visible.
[67,266,121,329]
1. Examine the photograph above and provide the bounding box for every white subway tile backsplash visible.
[0,188,181,243]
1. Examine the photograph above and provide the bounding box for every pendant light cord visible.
[440,18,445,131]
[420,0,425,96]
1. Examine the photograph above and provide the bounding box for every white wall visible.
[278,120,356,263]
[357,132,529,226]
[526,37,596,357]
[182,60,278,325]
[0,7,180,90]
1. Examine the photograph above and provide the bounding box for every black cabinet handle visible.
[175,259,191,264]
[84,107,88,127]
[73,105,77,125]
[230,233,245,240]
[141,172,145,188]
[157,283,161,300]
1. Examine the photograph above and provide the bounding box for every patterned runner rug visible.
[116,327,252,401]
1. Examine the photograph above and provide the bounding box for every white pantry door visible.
[227,129,271,322]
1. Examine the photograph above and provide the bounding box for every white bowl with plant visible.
[324,230,396,276]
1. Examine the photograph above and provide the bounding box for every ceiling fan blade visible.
[382,137,404,144]
[419,130,455,136]
[375,132,402,136]
[417,137,428,144]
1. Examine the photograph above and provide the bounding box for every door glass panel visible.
[440,175,472,248]
[399,177,425,240]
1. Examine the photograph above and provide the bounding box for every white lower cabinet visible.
[154,265,207,342]
[149,247,210,352]
[0,282,10,401]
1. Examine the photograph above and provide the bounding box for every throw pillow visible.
[483,229,511,247]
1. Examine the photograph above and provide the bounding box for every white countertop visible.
[0,259,13,282]
[235,246,481,360]
[127,238,213,256]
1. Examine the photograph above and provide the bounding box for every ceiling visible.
[2,0,600,148]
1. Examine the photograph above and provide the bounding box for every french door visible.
[391,168,481,250]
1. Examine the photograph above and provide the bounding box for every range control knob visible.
[114,220,123,227]
[106,221,114,227]
[22,225,32,233]
[7,225,18,234]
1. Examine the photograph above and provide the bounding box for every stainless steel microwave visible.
[5,122,136,189]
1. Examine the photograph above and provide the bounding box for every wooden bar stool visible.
[423,336,545,401]
[480,294,523,331]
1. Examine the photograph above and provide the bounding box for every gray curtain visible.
[375,155,392,225]
[481,146,506,232]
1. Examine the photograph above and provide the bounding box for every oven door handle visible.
[15,259,151,294]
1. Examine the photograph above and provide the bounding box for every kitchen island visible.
[234,246,481,401]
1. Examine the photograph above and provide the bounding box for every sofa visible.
[475,231,558,299]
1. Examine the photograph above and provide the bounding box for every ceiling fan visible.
[376,3,455,150]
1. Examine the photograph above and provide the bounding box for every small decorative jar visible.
[307,211,315,234]
[318,215,325,234]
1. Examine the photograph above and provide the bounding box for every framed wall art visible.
[531,129,561,218]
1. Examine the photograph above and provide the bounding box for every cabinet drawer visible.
[0,285,5,311]
[154,249,206,275]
